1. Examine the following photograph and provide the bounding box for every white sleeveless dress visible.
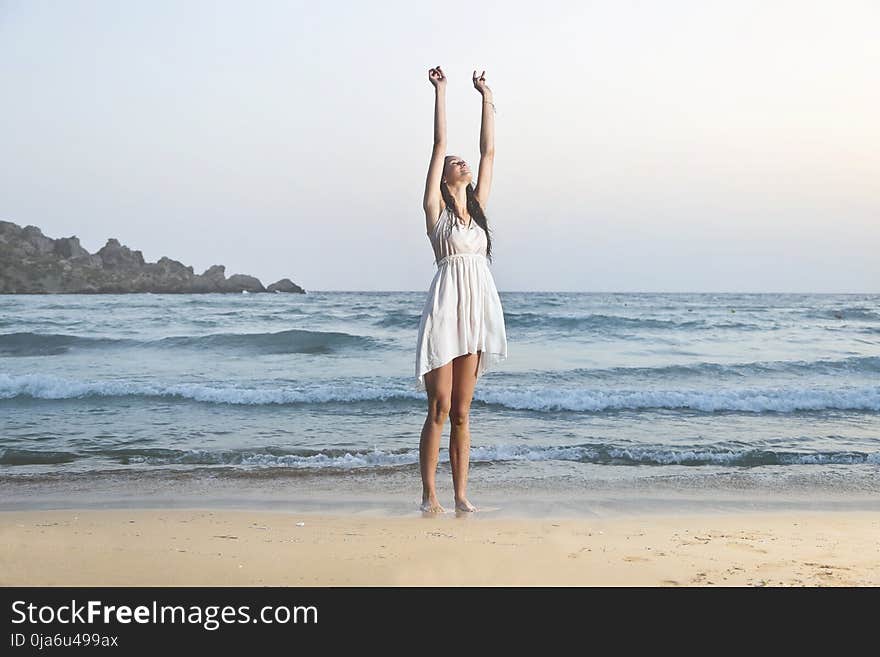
[414,205,508,391]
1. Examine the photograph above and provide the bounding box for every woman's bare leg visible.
[450,351,481,512]
[420,362,452,513]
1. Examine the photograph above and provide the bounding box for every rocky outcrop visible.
[0,221,306,294]
[267,278,303,293]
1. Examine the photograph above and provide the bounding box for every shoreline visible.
[2,492,880,518]
[3,463,880,519]
[1,506,878,586]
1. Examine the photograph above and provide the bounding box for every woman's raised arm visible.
[473,70,495,209]
[423,66,447,232]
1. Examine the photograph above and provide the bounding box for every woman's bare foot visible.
[454,497,477,512]
[420,495,446,513]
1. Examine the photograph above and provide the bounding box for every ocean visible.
[1,291,879,517]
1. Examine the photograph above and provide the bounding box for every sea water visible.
[1,291,878,516]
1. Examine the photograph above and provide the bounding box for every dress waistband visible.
[435,253,487,267]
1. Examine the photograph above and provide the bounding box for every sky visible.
[1,0,877,293]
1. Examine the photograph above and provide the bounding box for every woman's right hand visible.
[428,66,446,89]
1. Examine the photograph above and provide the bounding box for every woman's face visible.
[444,155,472,185]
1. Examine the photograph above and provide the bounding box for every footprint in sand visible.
[802,561,851,571]
[725,540,768,554]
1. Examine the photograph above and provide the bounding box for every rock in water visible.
[0,220,306,295]
[267,278,306,293]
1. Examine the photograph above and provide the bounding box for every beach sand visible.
[1,507,878,586]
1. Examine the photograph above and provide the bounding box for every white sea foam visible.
[45,443,878,468]
[1,372,878,412]
[477,385,880,413]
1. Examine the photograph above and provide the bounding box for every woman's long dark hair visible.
[439,180,493,263]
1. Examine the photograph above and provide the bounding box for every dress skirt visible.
[415,252,508,391]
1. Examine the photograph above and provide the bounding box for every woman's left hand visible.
[472,70,491,95]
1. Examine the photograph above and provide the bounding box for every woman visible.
[415,65,508,513]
